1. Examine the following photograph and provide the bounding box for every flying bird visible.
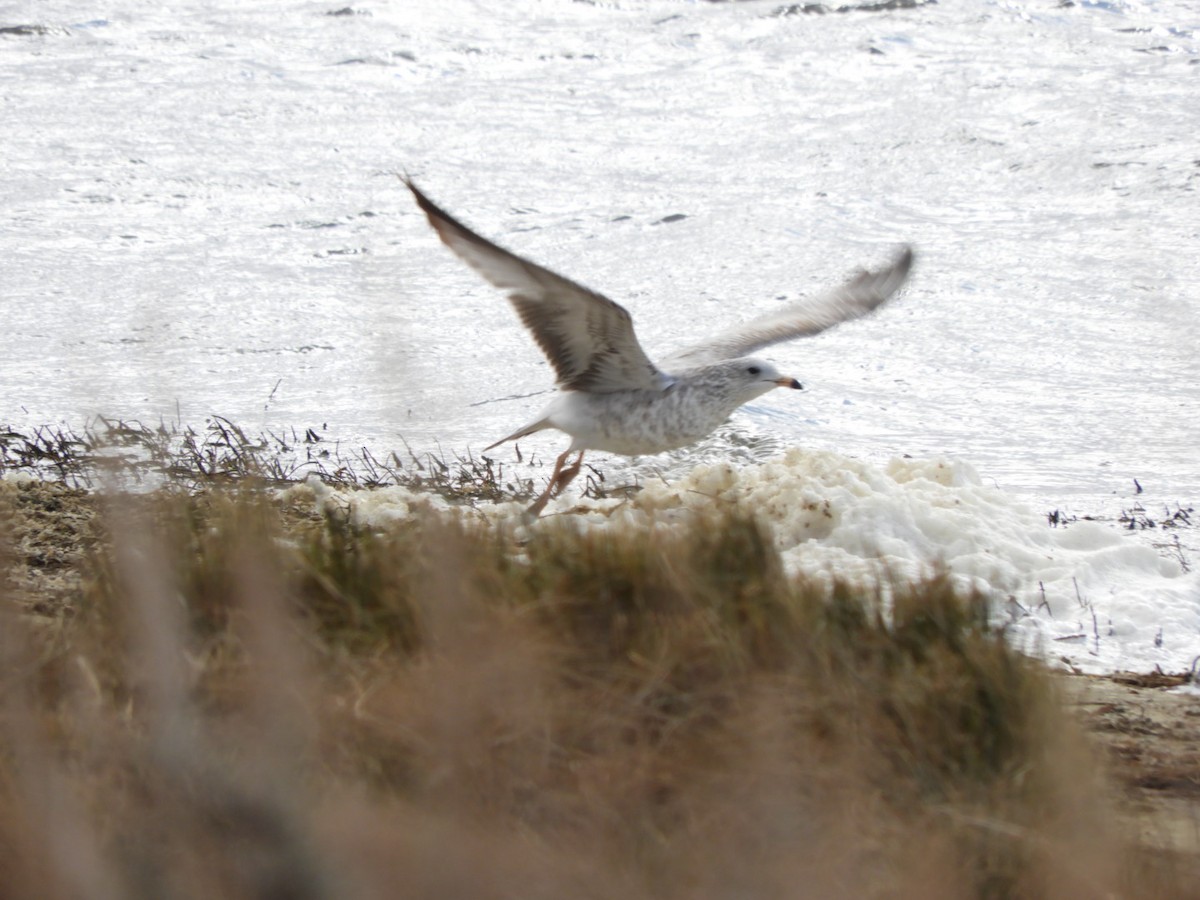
[407,180,913,517]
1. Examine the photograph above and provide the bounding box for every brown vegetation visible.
[1,477,1197,899]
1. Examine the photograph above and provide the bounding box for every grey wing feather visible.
[407,180,665,393]
[665,246,914,367]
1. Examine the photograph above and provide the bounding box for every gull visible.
[407,180,914,517]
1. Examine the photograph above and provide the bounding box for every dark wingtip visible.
[403,176,437,217]
[791,379,803,390]
[400,177,479,250]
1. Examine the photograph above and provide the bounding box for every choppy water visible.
[3,0,1198,663]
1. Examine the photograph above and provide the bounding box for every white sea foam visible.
[633,451,1196,676]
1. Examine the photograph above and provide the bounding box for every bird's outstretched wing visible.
[407,180,667,393]
[664,247,914,368]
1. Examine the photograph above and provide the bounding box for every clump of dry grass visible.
[0,418,534,502]
[0,489,1190,899]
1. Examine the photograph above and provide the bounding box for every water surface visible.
[3,0,1197,521]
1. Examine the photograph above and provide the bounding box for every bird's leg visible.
[525,449,585,518]
[554,450,585,494]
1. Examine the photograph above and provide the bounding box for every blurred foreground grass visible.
[1,422,1197,898]
[1,474,1195,900]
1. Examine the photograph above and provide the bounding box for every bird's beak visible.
[776,377,803,390]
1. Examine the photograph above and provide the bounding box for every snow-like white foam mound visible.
[627,450,1198,675]
[300,453,1199,676]
[283,475,454,525]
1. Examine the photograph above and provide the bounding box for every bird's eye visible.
[747,366,761,376]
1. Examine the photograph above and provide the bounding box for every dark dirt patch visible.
[1063,674,1200,864]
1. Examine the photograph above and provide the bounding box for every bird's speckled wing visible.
[407,180,666,394]
[664,247,914,367]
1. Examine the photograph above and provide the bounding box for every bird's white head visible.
[719,358,804,404]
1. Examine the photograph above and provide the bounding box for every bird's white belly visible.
[548,388,734,457]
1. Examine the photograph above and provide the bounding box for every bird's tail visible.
[483,417,552,452]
